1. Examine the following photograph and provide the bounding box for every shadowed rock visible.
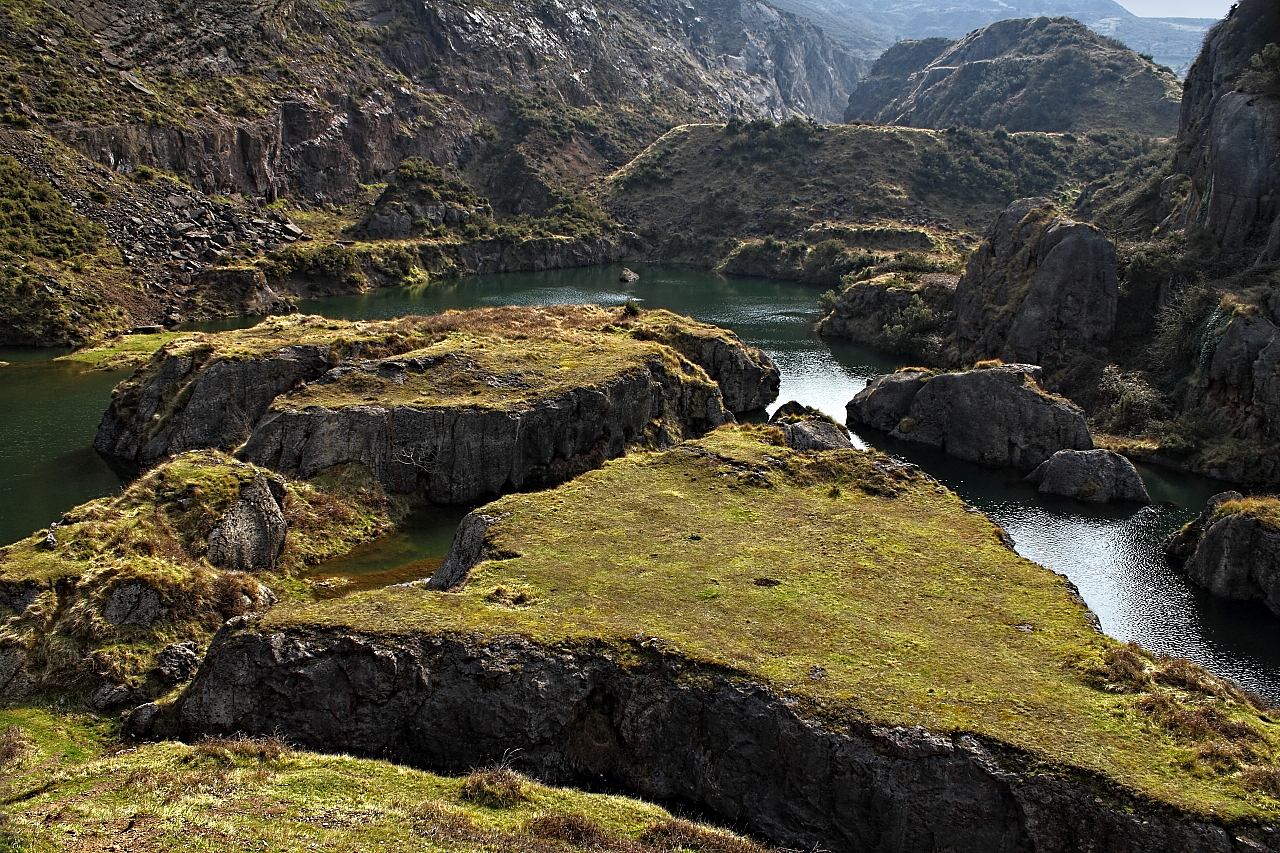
[207,475,288,573]
[955,198,1117,367]
[1163,493,1280,616]
[102,582,165,627]
[1025,449,1150,504]
[769,401,852,451]
[849,364,1092,470]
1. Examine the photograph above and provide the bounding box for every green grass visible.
[1215,497,1280,533]
[0,450,399,698]
[57,332,185,371]
[0,707,774,853]
[264,425,1280,823]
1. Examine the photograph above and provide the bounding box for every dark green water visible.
[3,263,1276,695]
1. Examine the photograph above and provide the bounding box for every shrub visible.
[460,765,526,807]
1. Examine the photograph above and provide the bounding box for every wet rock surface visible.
[849,364,1093,470]
[955,197,1118,367]
[1026,449,1150,504]
[179,626,1266,853]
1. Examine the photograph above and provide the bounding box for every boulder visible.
[850,364,1092,470]
[955,198,1117,366]
[816,274,956,362]
[1163,494,1280,616]
[769,401,852,451]
[619,268,640,282]
[1025,449,1150,504]
[102,582,166,627]
[846,371,931,432]
[206,474,287,573]
[155,641,201,685]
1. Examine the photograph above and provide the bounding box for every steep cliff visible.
[844,17,1182,136]
[94,307,778,502]
[1164,494,1280,618]
[176,426,1280,849]
[1172,0,1280,264]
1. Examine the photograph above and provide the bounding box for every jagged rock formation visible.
[815,273,958,363]
[1171,0,1280,263]
[955,197,1118,368]
[38,0,862,207]
[94,308,777,503]
[1164,494,1280,616]
[178,626,1265,853]
[767,400,852,450]
[206,475,289,573]
[844,17,1182,135]
[848,363,1092,469]
[1025,449,1150,504]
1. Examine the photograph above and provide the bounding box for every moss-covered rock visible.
[177,426,1280,848]
[0,450,397,704]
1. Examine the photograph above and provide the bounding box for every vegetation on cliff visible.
[844,17,1182,135]
[0,706,776,853]
[0,450,398,702]
[263,426,1280,822]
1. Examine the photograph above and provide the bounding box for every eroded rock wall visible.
[178,625,1260,853]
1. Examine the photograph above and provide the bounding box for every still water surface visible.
[2,264,1276,695]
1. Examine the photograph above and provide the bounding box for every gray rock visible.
[178,625,1261,853]
[239,357,729,505]
[90,682,132,710]
[846,371,931,433]
[123,702,160,738]
[619,268,640,283]
[102,582,165,627]
[876,363,1092,470]
[1025,449,1150,504]
[0,647,33,699]
[207,475,287,573]
[1164,492,1280,615]
[955,198,1118,367]
[155,641,200,685]
[426,512,505,591]
[769,401,851,451]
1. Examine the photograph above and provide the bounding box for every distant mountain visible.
[775,0,1217,73]
[845,16,1183,135]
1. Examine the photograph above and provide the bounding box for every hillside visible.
[773,0,1217,74]
[844,17,1183,135]
[0,0,865,344]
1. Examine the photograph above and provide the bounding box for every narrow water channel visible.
[3,263,1275,696]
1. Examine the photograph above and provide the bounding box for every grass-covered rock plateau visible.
[177,426,1280,851]
[93,306,778,503]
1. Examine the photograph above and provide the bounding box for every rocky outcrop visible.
[102,582,166,627]
[240,356,729,505]
[768,401,851,451]
[1163,493,1280,616]
[206,475,288,573]
[844,17,1181,135]
[178,625,1270,853]
[635,317,780,413]
[848,364,1092,470]
[1172,0,1280,262]
[1025,449,1150,504]
[94,344,333,466]
[955,198,1118,368]
[816,274,957,363]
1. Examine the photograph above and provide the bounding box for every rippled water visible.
[3,263,1275,695]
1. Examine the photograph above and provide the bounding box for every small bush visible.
[189,734,292,765]
[0,725,32,768]
[524,812,611,845]
[461,765,526,808]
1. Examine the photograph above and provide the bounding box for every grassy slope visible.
[0,707,773,853]
[603,120,1167,265]
[265,426,1280,824]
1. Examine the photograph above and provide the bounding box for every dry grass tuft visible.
[188,733,292,765]
[640,818,771,853]
[1136,692,1262,743]
[0,725,32,769]
[1242,766,1280,798]
[524,812,613,846]
[460,765,527,808]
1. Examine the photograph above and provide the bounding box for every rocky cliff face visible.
[1172,0,1280,263]
[178,624,1268,853]
[94,308,777,502]
[848,363,1093,469]
[39,0,862,207]
[955,197,1118,369]
[1164,494,1280,617]
[843,17,1182,135]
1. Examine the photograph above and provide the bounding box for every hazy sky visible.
[1115,0,1233,18]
